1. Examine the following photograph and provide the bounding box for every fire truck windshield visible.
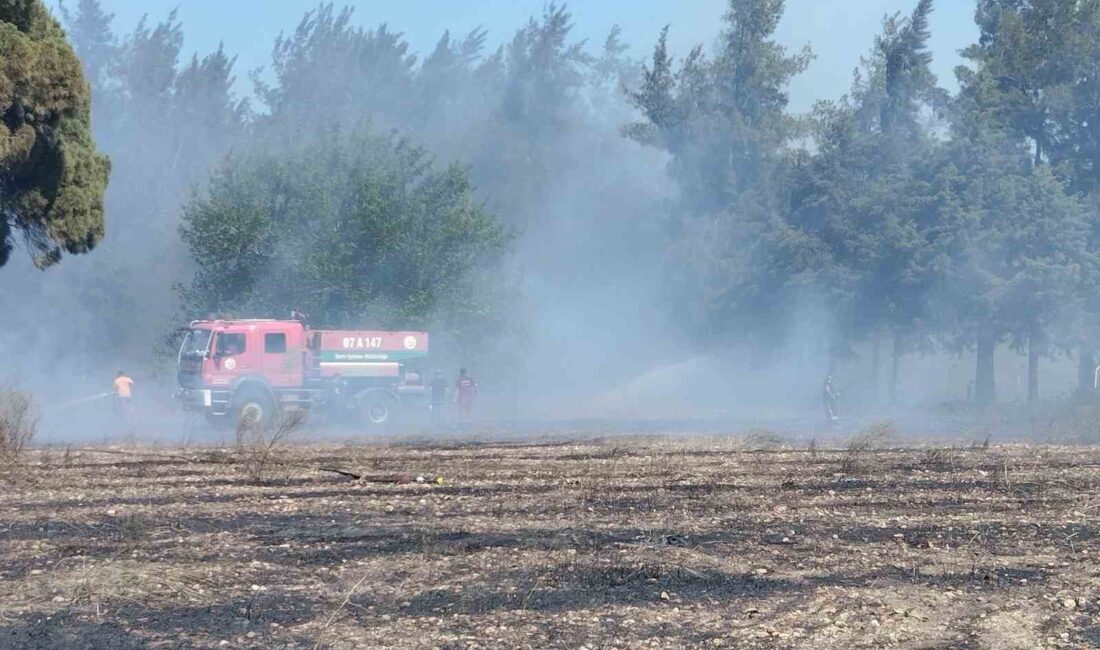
[181,328,212,356]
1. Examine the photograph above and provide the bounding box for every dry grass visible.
[235,408,307,483]
[838,420,896,474]
[0,388,37,476]
[0,438,1096,649]
[920,446,960,471]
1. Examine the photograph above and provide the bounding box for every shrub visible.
[838,421,895,474]
[0,388,38,467]
[235,408,306,483]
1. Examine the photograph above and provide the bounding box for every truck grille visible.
[178,354,203,388]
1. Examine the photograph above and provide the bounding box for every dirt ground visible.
[1,436,1097,649]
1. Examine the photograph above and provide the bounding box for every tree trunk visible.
[890,332,902,407]
[871,333,881,406]
[975,330,996,407]
[1027,332,1041,405]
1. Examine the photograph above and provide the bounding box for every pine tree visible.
[415,27,487,124]
[500,4,589,136]
[878,0,939,139]
[171,45,248,178]
[257,4,416,138]
[0,0,110,268]
[937,132,1090,406]
[58,0,115,89]
[958,0,1098,402]
[625,0,811,345]
[845,0,943,403]
[590,25,636,94]
[961,0,1080,167]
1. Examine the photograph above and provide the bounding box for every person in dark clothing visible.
[430,370,447,420]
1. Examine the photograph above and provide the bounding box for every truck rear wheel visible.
[233,388,276,430]
[360,392,400,433]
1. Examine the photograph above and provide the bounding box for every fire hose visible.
[55,392,113,412]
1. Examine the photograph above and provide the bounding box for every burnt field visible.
[1,437,1097,649]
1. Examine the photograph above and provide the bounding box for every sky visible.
[78,0,979,112]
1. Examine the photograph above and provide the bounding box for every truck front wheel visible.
[233,388,276,430]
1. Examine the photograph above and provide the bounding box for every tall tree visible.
[1055,2,1100,196]
[500,4,589,130]
[878,0,939,138]
[626,0,811,346]
[962,0,1080,167]
[58,0,115,89]
[1051,3,1100,394]
[935,132,1090,406]
[590,25,635,96]
[800,0,944,403]
[0,0,110,268]
[959,0,1098,402]
[171,45,248,179]
[629,0,810,215]
[256,3,416,138]
[414,27,488,125]
[179,130,513,354]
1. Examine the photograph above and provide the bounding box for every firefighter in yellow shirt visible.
[113,370,134,418]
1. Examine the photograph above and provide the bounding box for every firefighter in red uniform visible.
[454,368,477,420]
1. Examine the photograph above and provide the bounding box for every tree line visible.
[2,0,1099,408]
[630,0,1100,406]
[2,0,662,380]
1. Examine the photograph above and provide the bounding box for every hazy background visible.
[15,0,1081,444]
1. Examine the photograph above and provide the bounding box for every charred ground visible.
[1,438,1097,649]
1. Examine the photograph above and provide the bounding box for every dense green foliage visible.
[178,133,511,341]
[0,0,109,268]
[626,1,812,349]
[2,1,661,375]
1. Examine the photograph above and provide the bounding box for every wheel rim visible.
[368,403,389,424]
[241,402,264,424]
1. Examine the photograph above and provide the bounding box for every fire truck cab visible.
[176,317,429,429]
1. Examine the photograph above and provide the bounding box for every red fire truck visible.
[175,316,429,429]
